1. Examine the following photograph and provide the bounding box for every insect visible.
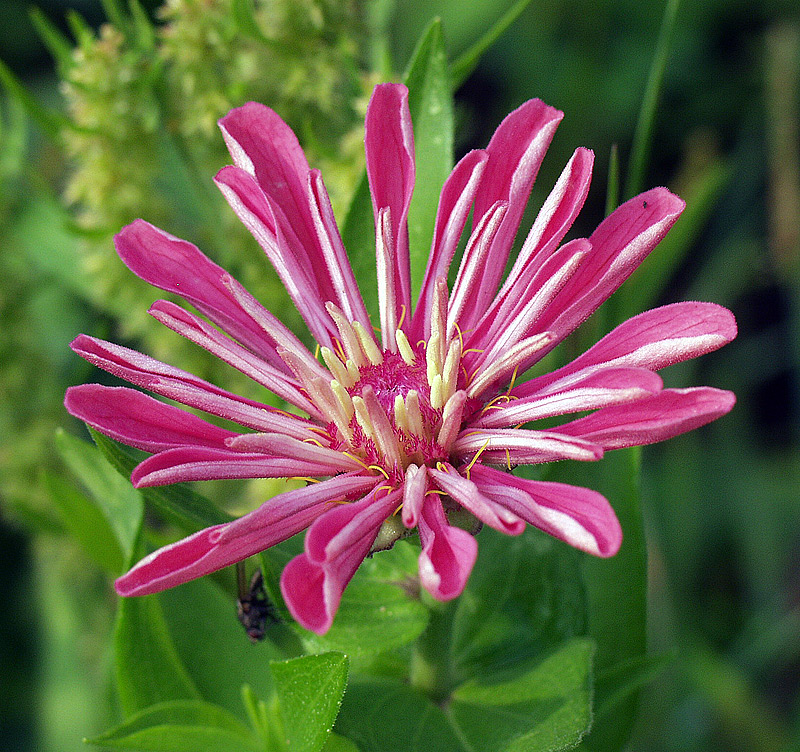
[236,566,280,642]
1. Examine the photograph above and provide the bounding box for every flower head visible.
[65,83,736,634]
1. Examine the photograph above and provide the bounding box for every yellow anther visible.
[314,342,321,360]
[321,347,353,387]
[396,329,416,366]
[462,348,485,356]
[435,461,449,473]
[289,476,321,484]
[330,380,355,421]
[302,437,324,447]
[505,363,521,395]
[505,447,512,470]
[345,359,361,384]
[430,373,444,410]
[353,320,384,365]
[343,452,370,470]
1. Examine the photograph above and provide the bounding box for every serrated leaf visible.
[448,638,595,752]
[403,18,453,301]
[42,469,124,573]
[86,699,261,751]
[159,578,282,719]
[89,428,233,532]
[56,428,143,561]
[450,0,535,89]
[271,652,349,752]
[299,540,429,656]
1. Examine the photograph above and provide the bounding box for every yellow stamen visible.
[368,464,390,480]
[397,303,407,331]
[465,438,491,475]
[505,447,512,470]
[289,477,321,484]
[353,320,383,365]
[343,452,370,470]
[396,329,415,365]
[302,437,324,447]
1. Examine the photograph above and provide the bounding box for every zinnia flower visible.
[65,83,736,634]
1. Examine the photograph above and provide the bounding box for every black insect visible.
[643,200,648,208]
[237,566,280,642]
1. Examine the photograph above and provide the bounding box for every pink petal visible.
[535,188,685,341]
[429,464,525,535]
[452,429,604,466]
[365,83,415,318]
[401,463,428,527]
[470,464,622,557]
[474,367,663,429]
[411,149,488,340]
[515,301,737,398]
[115,220,288,362]
[116,473,375,596]
[65,384,236,452]
[130,445,358,487]
[70,334,319,437]
[214,165,337,345]
[556,387,736,449]
[417,494,478,600]
[149,301,319,417]
[459,99,564,329]
[281,487,402,633]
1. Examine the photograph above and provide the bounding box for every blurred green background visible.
[1,0,799,750]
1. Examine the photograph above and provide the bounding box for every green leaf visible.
[624,0,682,198]
[341,172,378,317]
[159,579,283,719]
[593,651,674,721]
[42,469,124,574]
[89,428,234,532]
[0,58,70,139]
[604,144,620,217]
[85,700,261,751]
[450,0,536,90]
[546,449,646,752]
[115,538,202,715]
[29,7,75,75]
[322,733,361,752]
[299,540,429,656]
[448,638,595,752]
[129,0,156,51]
[451,525,586,681]
[402,18,454,301]
[335,679,467,752]
[271,652,349,752]
[56,428,144,561]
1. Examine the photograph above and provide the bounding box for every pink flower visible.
[65,83,736,634]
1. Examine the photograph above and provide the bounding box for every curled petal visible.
[557,387,736,449]
[366,83,415,316]
[536,188,685,340]
[115,220,292,362]
[130,446,357,487]
[281,488,402,633]
[452,429,604,465]
[116,474,375,596]
[65,384,235,452]
[470,465,622,557]
[460,99,564,326]
[475,367,663,429]
[70,335,319,437]
[418,494,478,601]
[516,301,738,397]
[429,464,525,535]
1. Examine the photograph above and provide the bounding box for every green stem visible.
[409,600,457,704]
